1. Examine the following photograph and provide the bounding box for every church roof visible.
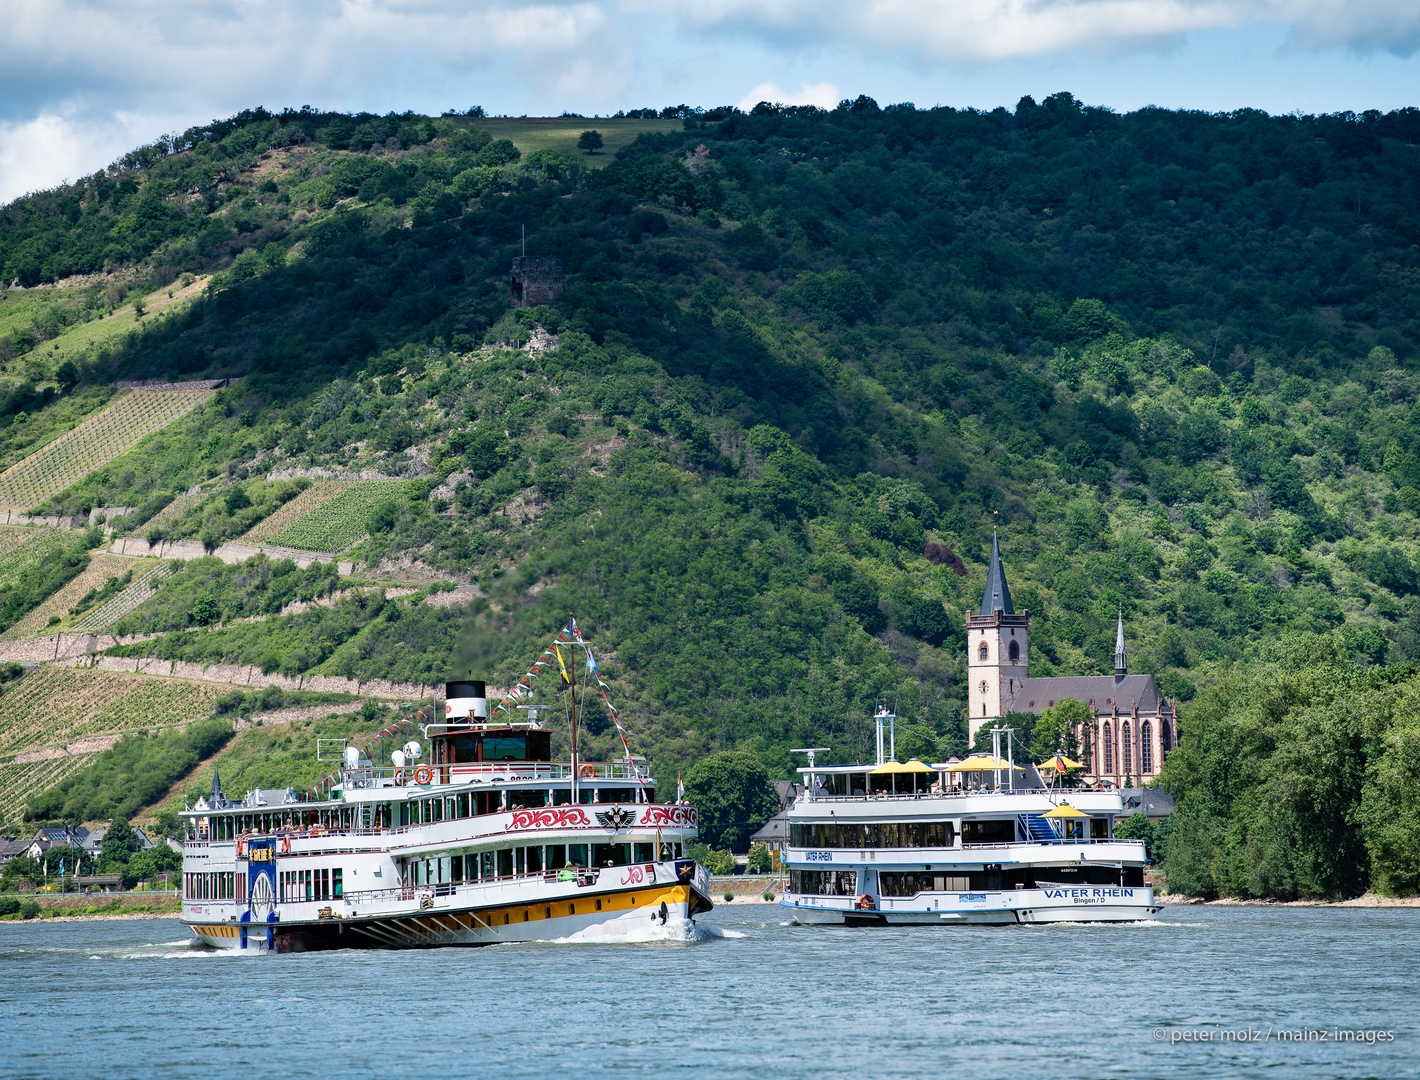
[980,532,1014,616]
[1005,674,1167,716]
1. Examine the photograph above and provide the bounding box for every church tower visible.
[966,533,1030,745]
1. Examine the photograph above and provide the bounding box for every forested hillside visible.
[3,97,1420,891]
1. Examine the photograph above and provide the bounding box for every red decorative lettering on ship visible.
[639,805,697,828]
[505,807,592,831]
[619,865,647,886]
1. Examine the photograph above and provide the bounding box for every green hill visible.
[4,97,1420,893]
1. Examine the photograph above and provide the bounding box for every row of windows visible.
[789,822,955,849]
[408,842,678,887]
[280,868,341,903]
[1092,721,1169,775]
[185,872,242,901]
[789,870,860,896]
[399,787,643,827]
[977,640,1021,661]
[791,867,1147,897]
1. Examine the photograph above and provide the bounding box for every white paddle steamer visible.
[181,636,712,951]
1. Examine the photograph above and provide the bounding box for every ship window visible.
[962,819,1015,845]
[634,843,653,862]
[1091,818,1108,839]
[594,843,631,867]
[451,857,464,884]
[568,844,588,868]
[497,849,513,878]
[596,899,603,911]
[788,870,857,896]
[545,907,551,920]
[457,793,470,818]
[333,868,343,899]
[569,904,576,916]
[547,844,566,870]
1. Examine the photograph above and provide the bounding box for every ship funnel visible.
[445,679,487,721]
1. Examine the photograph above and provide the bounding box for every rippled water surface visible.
[2,904,1416,1079]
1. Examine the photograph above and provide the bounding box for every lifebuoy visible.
[579,765,595,778]
[856,894,875,911]
[394,768,404,786]
[414,764,433,785]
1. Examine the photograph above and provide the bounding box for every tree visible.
[191,592,220,626]
[124,843,180,888]
[1031,698,1093,761]
[747,842,773,873]
[683,750,778,852]
[55,359,78,389]
[577,130,603,155]
[99,818,142,871]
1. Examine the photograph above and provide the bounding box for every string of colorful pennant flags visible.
[490,616,647,788]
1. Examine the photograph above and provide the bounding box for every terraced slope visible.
[0,530,65,591]
[0,667,224,759]
[72,562,173,631]
[0,757,99,824]
[0,389,214,511]
[0,551,144,640]
[238,481,350,544]
[269,480,404,551]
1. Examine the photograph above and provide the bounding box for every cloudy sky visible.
[2,0,1418,203]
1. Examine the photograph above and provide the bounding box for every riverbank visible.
[0,894,180,922]
[1157,891,1420,907]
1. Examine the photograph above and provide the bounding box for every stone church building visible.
[966,535,1178,785]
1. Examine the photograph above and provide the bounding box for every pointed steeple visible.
[211,764,224,809]
[1114,606,1128,678]
[979,532,1014,616]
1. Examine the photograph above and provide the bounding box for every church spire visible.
[211,764,224,809]
[1115,606,1128,677]
[979,532,1014,616]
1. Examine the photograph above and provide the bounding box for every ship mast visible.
[568,614,579,804]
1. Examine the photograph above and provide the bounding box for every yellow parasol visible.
[944,755,1027,772]
[1037,754,1084,773]
[1041,803,1089,819]
[871,760,911,774]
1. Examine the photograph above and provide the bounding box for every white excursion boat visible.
[180,625,713,951]
[781,714,1161,926]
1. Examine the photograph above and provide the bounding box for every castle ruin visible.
[510,256,564,307]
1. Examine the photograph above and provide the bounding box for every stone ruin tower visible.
[510,256,564,307]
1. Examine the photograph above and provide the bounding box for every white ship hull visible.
[188,860,712,951]
[784,884,1160,926]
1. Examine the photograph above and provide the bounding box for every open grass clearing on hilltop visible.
[468,118,682,166]
[4,276,208,376]
[0,388,214,511]
[0,667,224,759]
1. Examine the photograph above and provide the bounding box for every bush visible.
[19,899,40,919]
[0,896,18,916]
[723,892,734,903]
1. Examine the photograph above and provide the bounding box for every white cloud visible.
[735,80,840,112]
[0,108,183,204]
[666,0,1420,64]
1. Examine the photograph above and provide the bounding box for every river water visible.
[2,904,1415,1079]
